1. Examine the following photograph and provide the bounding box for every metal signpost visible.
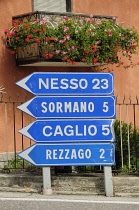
[16,72,116,196]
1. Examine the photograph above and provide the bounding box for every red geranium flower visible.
[27,34,33,38]
[63,57,68,60]
[49,38,57,41]
[11,51,16,54]
[88,20,94,23]
[92,45,97,49]
[24,24,29,27]
[132,45,137,48]
[49,54,53,58]
[45,37,49,41]
[71,61,77,65]
[81,58,86,61]
[93,58,98,63]
[35,38,40,43]
[13,23,19,27]
[25,38,30,42]
[113,55,118,58]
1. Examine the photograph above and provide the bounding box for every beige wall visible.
[1,0,139,101]
[73,0,139,102]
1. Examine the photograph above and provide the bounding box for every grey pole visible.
[104,166,114,197]
[42,167,52,195]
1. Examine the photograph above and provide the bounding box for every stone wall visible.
[0,173,139,196]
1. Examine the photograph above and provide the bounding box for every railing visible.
[12,11,116,23]
[0,93,139,174]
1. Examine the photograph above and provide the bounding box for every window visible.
[33,0,72,12]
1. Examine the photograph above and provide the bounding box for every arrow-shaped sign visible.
[18,143,115,166]
[16,72,114,95]
[19,119,115,142]
[17,96,116,119]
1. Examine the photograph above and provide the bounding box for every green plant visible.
[114,120,139,171]
[77,120,139,174]
[4,16,139,69]
[3,156,30,171]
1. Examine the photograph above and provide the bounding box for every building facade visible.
[0,0,139,166]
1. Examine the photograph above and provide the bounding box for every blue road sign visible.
[19,119,115,143]
[16,72,114,95]
[18,143,115,166]
[17,96,116,119]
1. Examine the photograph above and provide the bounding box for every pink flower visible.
[42,18,49,23]
[63,17,68,21]
[55,50,60,54]
[59,40,64,43]
[62,51,67,55]
[130,31,133,34]
[65,34,70,40]
[71,46,75,50]
[96,22,102,25]
[90,14,93,18]
[107,29,111,33]
[96,41,101,44]
[112,17,116,20]
[4,29,9,33]
[10,31,15,36]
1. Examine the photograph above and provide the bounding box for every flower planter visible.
[16,43,106,67]
[5,11,139,69]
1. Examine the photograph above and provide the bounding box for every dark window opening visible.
[33,0,72,13]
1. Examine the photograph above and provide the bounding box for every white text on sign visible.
[39,78,109,90]
[41,101,109,113]
[42,124,111,137]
